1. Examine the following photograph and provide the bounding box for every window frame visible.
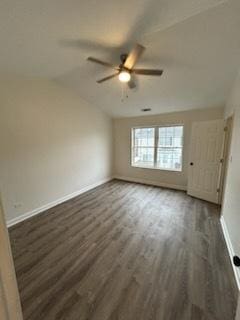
[131,124,184,172]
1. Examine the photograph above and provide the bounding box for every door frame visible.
[236,295,240,320]
[218,116,234,205]
[0,197,23,320]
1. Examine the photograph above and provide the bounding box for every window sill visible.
[131,164,182,173]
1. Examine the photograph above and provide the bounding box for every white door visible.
[0,198,23,320]
[188,120,224,204]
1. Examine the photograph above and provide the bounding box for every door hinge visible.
[224,126,228,132]
[220,158,224,164]
[217,188,220,193]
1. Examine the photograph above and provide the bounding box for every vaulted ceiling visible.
[1,0,240,117]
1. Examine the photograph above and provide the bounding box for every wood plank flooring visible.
[9,180,238,320]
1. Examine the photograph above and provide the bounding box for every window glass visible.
[132,128,155,167]
[157,126,183,170]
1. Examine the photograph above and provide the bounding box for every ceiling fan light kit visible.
[119,71,131,82]
[87,43,163,89]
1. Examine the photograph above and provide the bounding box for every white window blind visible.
[131,125,183,171]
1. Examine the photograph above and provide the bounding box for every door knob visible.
[190,162,194,166]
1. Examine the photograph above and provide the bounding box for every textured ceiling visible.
[1,0,240,117]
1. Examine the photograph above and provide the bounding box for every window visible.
[131,125,183,171]
[132,127,155,168]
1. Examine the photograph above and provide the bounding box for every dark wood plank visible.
[9,180,238,320]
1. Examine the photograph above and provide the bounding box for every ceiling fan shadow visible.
[59,38,120,54]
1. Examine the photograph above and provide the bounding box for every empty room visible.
[1,0,240,319]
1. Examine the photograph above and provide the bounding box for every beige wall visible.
[222,71,240,287]
[0,75,113,223]
[113,107,224,189]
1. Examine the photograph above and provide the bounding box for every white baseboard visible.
[220,216,240,291]
[114,175,187,191]
[7,177,113,228]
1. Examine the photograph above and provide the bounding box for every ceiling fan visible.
[87,43,163,89]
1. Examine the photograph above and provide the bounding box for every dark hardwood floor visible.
[9,180,238,320]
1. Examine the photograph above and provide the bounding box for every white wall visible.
[113,107,224,190]
[0,75,113,223]
[222,71,240,287]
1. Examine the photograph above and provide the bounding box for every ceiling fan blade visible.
[97,73,119,83]
[124,43,145,70]
[132,69,163,76]
[87,57,118,70]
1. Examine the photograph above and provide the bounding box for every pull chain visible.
[121,83,129,102]
[121,82,124,102]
